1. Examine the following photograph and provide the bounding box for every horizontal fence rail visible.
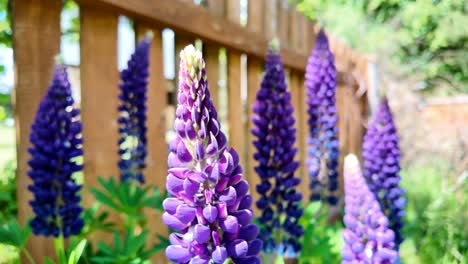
[13,0,369,262]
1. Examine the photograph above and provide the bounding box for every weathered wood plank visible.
[75,0,308,71]
[12,0,61,261]
[205,0,225,17]
[204,45,221,109]
[80,6,119,202]
[246,58,262,209]
[135,25,167,264]
[247,0,264,33]
[263,0,278,40]
[278,0,290,46]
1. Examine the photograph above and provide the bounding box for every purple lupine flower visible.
[251,41,303,257]
[363,98,405,248]
[305,30,340,205]
[28,62,84,237]
[162,45,262,264]
[117,35,151,183]
[342,154,398,264]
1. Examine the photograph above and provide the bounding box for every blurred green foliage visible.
[293,0,468,95]
[401,164,467,263]
[0,160,16,223]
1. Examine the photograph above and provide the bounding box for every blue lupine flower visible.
[118,35,151,183]
[28,63,84,237]
[342,154,398,264]
[305,30,340,205]
[163,45,262,264]
[363,98,406,248]
[251,41,303,257]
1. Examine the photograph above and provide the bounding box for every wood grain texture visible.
[278,0,290,47]
[135,25,168,264]
[204,45,221,109]
[205,0,225,17]
[12,0,61,261]
[80,6,119,203]
[247,0,264,34]
[246,58,262,211]
[263,0,278,40]
[75,0,308,71]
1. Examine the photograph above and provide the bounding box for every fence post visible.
[12,0,62,261]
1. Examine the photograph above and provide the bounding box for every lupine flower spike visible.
[162,45,262,264]
[342,154,398,264]
[117,33,152,183]
[305,30,340,205]
[363,98,405,248]
[251,40,303,258]
[28,60,84,237]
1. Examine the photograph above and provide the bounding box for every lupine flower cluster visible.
[28,63,84,237]
[342,154,398,264]
[162,45,262,264]
[363,98,406,248]
[251,42,303,257]
[305,30,340,205]
[117,35,152,183]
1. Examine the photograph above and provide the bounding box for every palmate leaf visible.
[91,177,165,216]
[0,220,31,248]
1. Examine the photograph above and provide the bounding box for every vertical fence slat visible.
[246,59,262,208]
[13,0,61,261]
[263,0,278,40]
[206,0,226,17]
[290,9,300,52]
[80,6,119,203]
[299,74,310,203]
[135,25,167,264]
[226,0,246,168]
[278,0,290,47]
[336,83,348,196]
[305,20,316,53]
[248,0,264,33]
[205,45,220,109]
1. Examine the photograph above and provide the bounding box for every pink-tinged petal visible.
[189,256,209,264]
[220,215,239,234]
[234,180,249,197]
[194,140,205,160]
[219,187,237,206]
[168,168,188,179]
[166,174,184,196]
[187,171,207,183]
[203,204,218,223]
[229,173,242,185]
[196,207,207,225]
[205,132,218,156]
[163,198,182,214]
[194,224,211,243]
[175,204,196,224]
[232,209,253,226]
[207,163,220,183]
[168,233,185,246]
[238,195,253,210]
[204,189,213,204]
[238,224,259,240]
[216,202,228,219]
[183,178,200,197]
[168,152,184,167]
[215,177,229,192]
[165,245,191,263]
[227,239,248,258]
[212,230,221,246]
[177,141,193,162]
[212,246,227,264]
[162,212,186,230]
[185,119,196,140]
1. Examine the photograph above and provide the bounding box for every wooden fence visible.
[12,0,369,262]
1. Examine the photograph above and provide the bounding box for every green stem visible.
[54,235,67,264]
[21,248,36,264]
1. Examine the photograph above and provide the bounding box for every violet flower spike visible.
[163,45,262,264]
[28,62,84,237]
[117,34,151,183]
[251,40,303,257]
[342,154,398,264]
[305,30,339,205]
[363,98,406,248]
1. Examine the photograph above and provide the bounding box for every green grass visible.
[0,124,15,170]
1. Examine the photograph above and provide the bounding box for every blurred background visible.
[0,0,467,263]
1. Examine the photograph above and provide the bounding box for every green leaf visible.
[0,220,31,248]
[67,239,87,264]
